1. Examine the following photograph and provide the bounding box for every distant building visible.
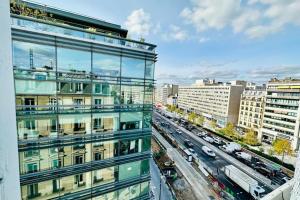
[167,95,178,106]
[178,79,245,127]
[238,89,266,135]
[155,84,178,105]
[260,78,300,150]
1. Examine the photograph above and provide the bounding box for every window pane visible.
[92,113,119,133]
[121,85,144,105]
[119,161,141,181]
[92,83,120,105]
[92,166,116,187]
[140,181,150,196]
[141,159,150,175]
[57,47,91,73]
[93,52,120,76]
[120,112,143,131]
[145,60,154,79]
[143,112,152,128]
[122,57,145,78]
[13,40,55,70]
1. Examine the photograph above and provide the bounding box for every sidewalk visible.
[150,158,173,200]
[153,129,217,200]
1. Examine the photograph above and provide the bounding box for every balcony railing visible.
[11,15,156,53]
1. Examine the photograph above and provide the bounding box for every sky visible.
[33,0,300,85]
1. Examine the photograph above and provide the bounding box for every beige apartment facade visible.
[238,89,266,134]
[260,78,300,150]
[154,84,178,105]
[178,80,245,127]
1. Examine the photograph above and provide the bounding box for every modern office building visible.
[260,78,300,150]
[2,0,156,199]
[238,89,266,135]
[154,84,178,105]
[178,79,245,127]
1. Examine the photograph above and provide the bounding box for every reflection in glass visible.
[120,112,143,131]
[57,47,91,73]
[93,52,120,76]
[122,57,145,78]
[13,40,55,70]
[121,85,144,105]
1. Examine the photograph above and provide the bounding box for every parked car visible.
[197,131,207,137]
[184,139,194,148]
[202,146,216,157]
[213,137,222,145]
[203,136,214,143]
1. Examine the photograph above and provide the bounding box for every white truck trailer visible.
[224,165,265,200]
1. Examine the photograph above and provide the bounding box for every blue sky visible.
[34,0,300,85]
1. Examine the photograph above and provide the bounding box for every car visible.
[280,177,291,185]
[197,131,207,137]
[213,137,222,145]
[176,129,182,134]
[203,136,214,143]
[184,139,194,148]
[202,146,216,157]
[188,148,195,154]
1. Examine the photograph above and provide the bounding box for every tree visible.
[222,123,237,138]
[196,115,205,126]
[188,112,197,123]
[273,139,293,163]
[175,108,183,115]
[244,129,259,145]
[210,120,217,130]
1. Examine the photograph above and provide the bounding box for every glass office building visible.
[10,1,156,199]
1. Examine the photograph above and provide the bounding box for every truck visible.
[224,165,266,200]
[220,142,241,153]
[235,152,252,162]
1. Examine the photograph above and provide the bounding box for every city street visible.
[154,112,278,199]
[150,158,173,200]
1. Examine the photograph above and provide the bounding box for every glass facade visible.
[12,8,155,199]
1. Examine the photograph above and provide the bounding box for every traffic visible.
[153,109,292,199]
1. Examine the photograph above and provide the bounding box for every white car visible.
[203,136,214,143]
[202,146,216,157]
[197,131,207,137]
[176,129,182,134]
[188,148,195,154]
[213,137,221,145]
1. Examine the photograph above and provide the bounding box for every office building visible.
[154,84,178,105]
[260,78,300,150]
[2,0,156,199]
[178,79,245,127]
[238,89,266,134]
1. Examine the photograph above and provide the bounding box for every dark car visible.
[184,139,194,148]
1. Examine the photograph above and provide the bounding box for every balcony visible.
[11,15,156,53]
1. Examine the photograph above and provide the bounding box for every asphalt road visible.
[154,112,274,200]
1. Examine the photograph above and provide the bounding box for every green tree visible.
[244,129,259,145]
[221,123,237,138]
[210,120,217,130]
[196,115,205,126]
[188,112,197,123]
[273,139,293,163]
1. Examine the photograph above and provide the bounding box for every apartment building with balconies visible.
[4,0,156,199]
[260,78,300,150]
[154,84,178,105]
[238,89,266,135]
[178,79,245,127]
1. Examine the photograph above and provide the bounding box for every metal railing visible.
[11,15,156,53]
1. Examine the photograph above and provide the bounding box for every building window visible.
[74,155,84,164]
[121,57,145,78]
[92,52,120,77]
[13,40,55,70]
[27,184,39,198]
[94,152,102,161]
[57,47,91,73]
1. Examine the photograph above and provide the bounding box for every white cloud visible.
[181,0,300,39]
[198,37,210,43]
[124,9,152,38]
[162,25,188,41]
